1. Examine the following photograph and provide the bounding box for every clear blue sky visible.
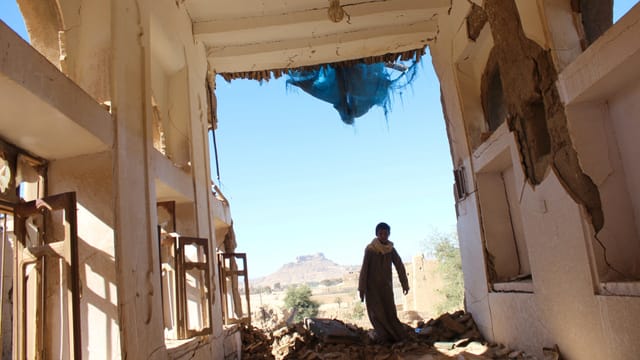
[213,65,456,277]
[2,1,638,278]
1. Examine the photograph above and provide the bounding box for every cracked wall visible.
[427,1,640,357]
[483,0,603,231]
[576,0,613,45]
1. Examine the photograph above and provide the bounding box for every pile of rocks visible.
[239,312,557,360]
[414,310,483,344]
[240,323,275,359]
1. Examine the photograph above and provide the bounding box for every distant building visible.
[404,255,445,318]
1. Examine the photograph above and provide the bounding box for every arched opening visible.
[15,0,63,67]
[13,0,112,102]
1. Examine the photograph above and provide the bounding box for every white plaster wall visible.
[176,202,197,236]
[150,36,190,167]
[597,295,640,359]
[151,61,169,123]
[566,103,640,279]
[48,151,121,359]
[473,126,532,282]
[430,3,472,169]
[559,5,640,278]
[539,0,583,71]
[492,171,640,360]
[517,171,608,359]
[488,293,552,358]
[608,79,640,250]
[166,68,191,167]
[477,170,520,279]
[452,10,494,151]
[456,190,494,340]
[502,166,530,275]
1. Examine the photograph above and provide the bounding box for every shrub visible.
[283,285,319,322]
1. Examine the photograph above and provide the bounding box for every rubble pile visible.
[414,310,483,343]
[240,324,275,359]
[240,312,548,360]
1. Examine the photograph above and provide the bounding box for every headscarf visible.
[367,237,394,255]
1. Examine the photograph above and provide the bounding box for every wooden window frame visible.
[13,192,81,359]
[218,253,251,325]
[161,234,212,339]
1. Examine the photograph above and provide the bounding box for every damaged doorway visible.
[211,54,460,327]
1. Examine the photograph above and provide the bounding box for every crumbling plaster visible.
[577,0,614,46]
[484,0,603,232]
[14,0,62,68]
[432,0,640,358]
[559,3,640,280]
[565,103,640,279]
[18,0,112,102]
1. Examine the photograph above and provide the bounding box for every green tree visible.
[351,301,365,320]
[283,285,319,322]
[425,230,465,314]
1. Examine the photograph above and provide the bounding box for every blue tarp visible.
[286,61,418,125]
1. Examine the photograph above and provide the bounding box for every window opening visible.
[176,237,211,338]
[218,253,251,325]
[13,192,81,359]
[453,167,468,202]
[476,145,532,292]
[158,230,212,339]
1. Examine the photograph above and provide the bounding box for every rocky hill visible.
[251,253,358,288]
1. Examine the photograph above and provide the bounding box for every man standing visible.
[358,222,410,343]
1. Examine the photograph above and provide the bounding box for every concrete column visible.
[111,0,166,358]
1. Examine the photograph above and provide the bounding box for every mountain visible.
[251,253,358,288]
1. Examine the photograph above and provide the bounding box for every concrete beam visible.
[207,20,437,72]
[0,21,112,160]
[193,0,449,35]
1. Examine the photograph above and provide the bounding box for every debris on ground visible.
[240,311,540,360]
